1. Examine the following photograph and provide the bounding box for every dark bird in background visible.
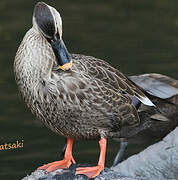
[14,2,158,178]
[113,73,178,166]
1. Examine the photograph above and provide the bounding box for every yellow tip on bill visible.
[58,60,72,71]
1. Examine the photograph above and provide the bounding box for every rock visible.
[111,127,178,180]
[22,127,178,180]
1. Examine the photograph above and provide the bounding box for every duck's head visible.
[33,2,72,71]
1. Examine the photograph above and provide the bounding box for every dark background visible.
[0,0,178,179]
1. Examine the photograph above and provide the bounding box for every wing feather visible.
[71,54,154,107]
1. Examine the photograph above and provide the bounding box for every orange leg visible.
[38,138,75,172]
[76,137,107,178]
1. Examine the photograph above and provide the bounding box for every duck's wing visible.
[53,60,140,128]
[71,54,154,107]
[129,73,178,99]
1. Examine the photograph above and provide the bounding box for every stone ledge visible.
[22,127,178,180]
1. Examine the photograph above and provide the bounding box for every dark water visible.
[0,0,178,179]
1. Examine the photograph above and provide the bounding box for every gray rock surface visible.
[22,127,178,180]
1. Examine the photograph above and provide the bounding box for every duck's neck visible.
[14,28,55,101]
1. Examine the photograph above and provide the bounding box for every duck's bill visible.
[50,37,72,71]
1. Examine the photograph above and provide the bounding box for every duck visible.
[14,2,155,178]
[113,73,178,166]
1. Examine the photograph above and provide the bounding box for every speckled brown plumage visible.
[14,33,149,141]
[14,4,155,141]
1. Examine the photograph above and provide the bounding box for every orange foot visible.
[38,156,75,172]
[76,165,104,178]
[38,138,75,172]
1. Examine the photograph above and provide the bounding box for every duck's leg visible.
[76,137,107,178]
[112,139,128,167]
[38,138,75,172]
